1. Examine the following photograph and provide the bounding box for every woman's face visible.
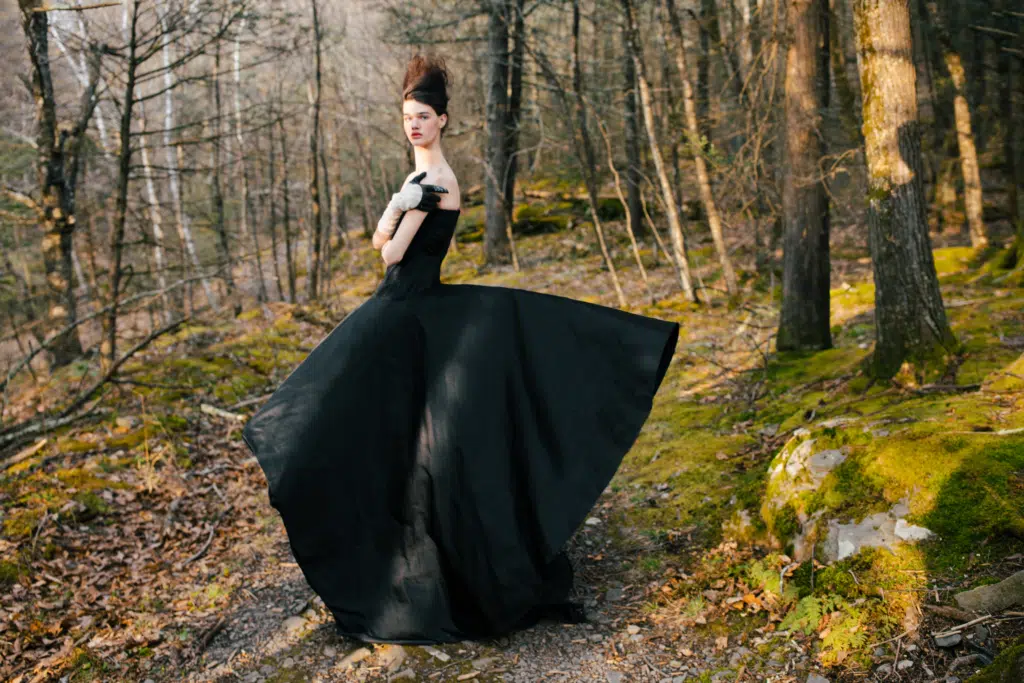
[403,99,446,147]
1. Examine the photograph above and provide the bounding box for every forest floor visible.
[2,215,1023,683]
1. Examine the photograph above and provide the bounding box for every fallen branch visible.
[933,613,993,639]
[200,403,246,422]
[1,437,48,472]
[923,604,976,623]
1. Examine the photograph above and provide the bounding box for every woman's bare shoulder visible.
[437,167,461,209]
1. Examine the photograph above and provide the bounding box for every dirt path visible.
[173,489,815,683]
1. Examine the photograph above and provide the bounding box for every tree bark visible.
[621,21,646,239]
[666,0,738,296]
[502,0,525,229]
[137,100,172,323]
[778,0,832,351]
[18,0,90,367]
[104,0,141,366]
[621,0,698,302]
[853,0,957,379]
[924,1,988,249]
[306,0,325,299]
[210,39,235,299]
[278,114,296,303]
[235,33,267,302]
[570,0,626,306]
[484,0,511,264]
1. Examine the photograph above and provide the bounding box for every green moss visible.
[933,246,976,276]
[0,559,26,588]
[106,429,148,450]
[967,636,1024,683]
[71,491,110,522]
[3,508,42,539]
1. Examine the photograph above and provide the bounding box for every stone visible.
[323,646,336,657]
[894,518,934,541]
[472,657,495,670]
[627,624,641,635]
[586,517,602,526]
[934,633,962,648]
[897,659,914,671]
[876,663,892,675]
[955,570,1024,613]
[806,675,830,683]
[606,672,625,683]
[606,587,624,602]
[282,657,295,668]
[281,616,307,634]
[392,670,416,681]
[378,644,406,671]
[422,645,451,662]
[339,647,372,669]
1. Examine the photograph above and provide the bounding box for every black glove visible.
[409,171,448,212]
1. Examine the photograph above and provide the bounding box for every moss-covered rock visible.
[968,636,1024,683]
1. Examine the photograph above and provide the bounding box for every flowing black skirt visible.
[242,283,679,643]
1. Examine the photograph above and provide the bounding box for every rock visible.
[627,624,641,635]
[806,675,830,683]
[422,645,451,662]
[669,660,682,668]
[606,672,625,683]
[378,644,406,671]
[323,646,337,657]
[897,659,914,670]
[935,633,963,648]
[876,663,892,675]
[822,500,936,563]
[955,570,1024,613]
[392,669,416,681]
[586,517,602,526]
[472,657,495,670]
[894,518,934,541]
[281,616,307,634]
[339,647,372,669]
[630,634,644,642]
[944,677,961,683]
[282,657,295,668]
[606,587,624,602]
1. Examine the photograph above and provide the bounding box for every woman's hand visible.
[376,172,448,240]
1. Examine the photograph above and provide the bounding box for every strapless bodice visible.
[374,209,461,298]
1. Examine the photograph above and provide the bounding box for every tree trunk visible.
[666,0,738,296]
[267,110,285,300]
[621,21,646,239]
[278,115,297,303]
[137,100,172,323]
[158,7,216,312]
[18,0,87,367]
[697,0,714,148]
[502,0,525,229]
[1004,46,1023,267]
[778,0,832,351]
[924,1,988,249]
[104,0,141,366]
[830,0,863,140]
[853,0,957,379]
[621,0,698,301]
[306,0,324,300]
[235,34,267,302]
[571,0,626,307]
[484,0,511,264]
[210,40,235,299]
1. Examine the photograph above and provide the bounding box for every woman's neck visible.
[413,141,446,172]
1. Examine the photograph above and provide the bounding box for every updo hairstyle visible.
[402,54,451,136]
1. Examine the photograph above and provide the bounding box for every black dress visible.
[241,207,679,644]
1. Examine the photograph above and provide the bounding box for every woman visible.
[241,55,679,645]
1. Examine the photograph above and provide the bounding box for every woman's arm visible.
[381,209,429,265]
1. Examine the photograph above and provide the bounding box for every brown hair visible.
[402,54,451,135]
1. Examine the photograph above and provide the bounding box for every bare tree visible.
[306,0,325,299]
[13,0,104,367]
[621,0,698,302]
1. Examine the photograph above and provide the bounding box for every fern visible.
[780,595,825,635]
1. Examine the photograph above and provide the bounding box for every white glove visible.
[376,184,423,238]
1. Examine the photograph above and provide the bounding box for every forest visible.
[1,0,1022,681]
